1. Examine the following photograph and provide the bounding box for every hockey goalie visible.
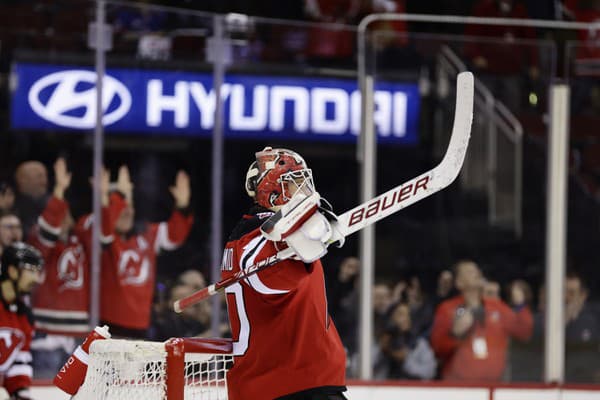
[221,147,348,400]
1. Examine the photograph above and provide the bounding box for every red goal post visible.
[73,337,233,400]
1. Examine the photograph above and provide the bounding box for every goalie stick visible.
[174,71,474,313]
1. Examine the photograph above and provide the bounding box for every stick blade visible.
[435,70,474,188]
[335,71,474,237]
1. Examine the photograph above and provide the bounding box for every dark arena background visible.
[0,1,598,399]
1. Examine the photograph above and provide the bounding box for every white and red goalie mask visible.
[245,147,315,210]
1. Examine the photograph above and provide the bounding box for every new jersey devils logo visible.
[57,245,85,291]
[0,328,26,372]
[118,250,150,286]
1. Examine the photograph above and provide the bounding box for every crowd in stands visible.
[0,156,195,378]
[0,1,587,67]
[0,0,599,116]
[0,0,600,387]
[2,0,597,120]
[1,154,597,383]
[327,256,600,382]
[0,2,596,71]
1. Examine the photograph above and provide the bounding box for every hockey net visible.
[73,337,233,400]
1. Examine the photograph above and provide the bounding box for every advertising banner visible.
[11,63,420,144]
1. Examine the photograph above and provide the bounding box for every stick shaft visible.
[173,248,294,312]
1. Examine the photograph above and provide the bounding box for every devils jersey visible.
[29,196,90,336]
[222,206,346,400]
[0,300,34,397]
[100,193,193,333]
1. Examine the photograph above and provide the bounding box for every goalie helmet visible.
[0,241,44,279]
[245,147,315,210]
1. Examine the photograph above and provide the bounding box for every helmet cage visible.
[279,169,315,202]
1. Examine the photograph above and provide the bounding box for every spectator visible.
[373,282,392,340]
[112,1,171,60]
[28,157,91,378]
[483,279,501,299]
[372,281,396,379]
[365,0,407,48]
[565,271,599,342]
[432,269,454,309]
[430,259,533,381]
[151,283,210,341]
[529,272,600,382]
[506,279,533,306]
[100,166,193,338]
[405,274,434,337]
[464,0,540,110]
[0,210,23,255]
[14,160,49,236]
[29,157,90,335]
[0,242,44,399]
[379,302,437,380]
[365,0,418,69]
[327,257,360,358]
[175,268,232,338]
[564,271,600,382]
[0,181,15,213]
[178,268,207,291]
[303,0,360,67]
[15,161,48,200]
[506,278,540,381]
[390,279,406,304]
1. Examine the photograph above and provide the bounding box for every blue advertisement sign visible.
[11,63,420,144]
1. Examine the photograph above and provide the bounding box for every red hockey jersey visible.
[100,193,193,332]
[29,196,90,336]
[0,301,34,397]
[222,208,346,400]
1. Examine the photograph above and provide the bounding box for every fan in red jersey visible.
[29,157,91,336]
[98,165,193,338]
[0,242,44,400]
[222,147,347,400]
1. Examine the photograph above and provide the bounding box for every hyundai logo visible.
[28,70,131,129]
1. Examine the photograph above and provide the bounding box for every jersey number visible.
[225,283,250,356]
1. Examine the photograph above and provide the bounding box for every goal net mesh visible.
[74,339,232,400]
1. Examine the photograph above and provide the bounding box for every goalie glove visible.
[260,192,345,263]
